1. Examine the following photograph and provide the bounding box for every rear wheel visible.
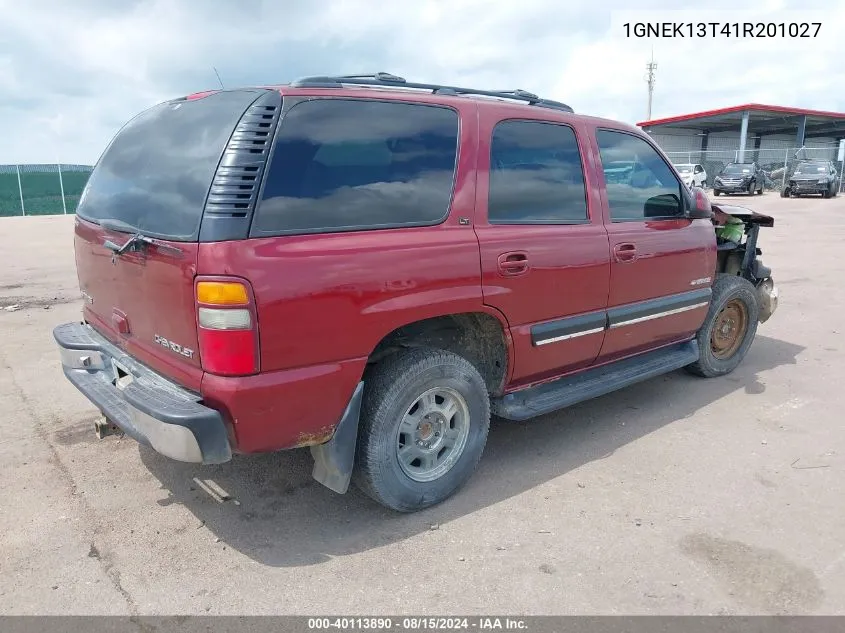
[686,275,760,378]
[353,348,490,512]
[713,189,721,196]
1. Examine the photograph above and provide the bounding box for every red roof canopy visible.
[638,104,845,128]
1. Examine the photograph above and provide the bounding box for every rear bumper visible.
[54,322,232,464]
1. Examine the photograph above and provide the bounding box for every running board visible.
[492,341,700,421]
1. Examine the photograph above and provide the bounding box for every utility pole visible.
[645,49,657,121]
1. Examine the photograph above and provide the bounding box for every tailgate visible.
[73,89,268,390]
[74,218,203,389]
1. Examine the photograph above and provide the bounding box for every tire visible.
[713,189,721,196]
[757,183,764,195]
[686,275,760,378]
[780,187,789,198]
[353,348,490,512]
[748,182,755,195]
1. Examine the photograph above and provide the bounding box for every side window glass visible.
[596,130,684,221]
[488,120,588,224]
[252,99,459,235]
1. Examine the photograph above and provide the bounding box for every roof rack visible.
[289,72,574,113]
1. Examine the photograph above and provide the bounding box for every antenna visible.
[645,48,657,121]
[213,66,225,90]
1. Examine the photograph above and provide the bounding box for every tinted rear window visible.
[251,99,459,236]
[77,90,261,241]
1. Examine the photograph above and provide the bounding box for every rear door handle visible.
[497,252,529,276]
[613,243,638,263]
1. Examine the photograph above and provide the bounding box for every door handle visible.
[497,252,529,276]
[613,243,638,263]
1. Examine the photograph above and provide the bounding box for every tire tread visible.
[354,348,490,512]
[686,274,760,378]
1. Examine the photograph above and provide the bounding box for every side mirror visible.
[643,193,682,218]
[687,186,713,219]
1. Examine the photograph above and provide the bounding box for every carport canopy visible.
[638,104,845,159]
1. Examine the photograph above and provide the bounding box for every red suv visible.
[54,73,779,512]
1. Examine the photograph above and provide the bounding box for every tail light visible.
[195,278,259,376]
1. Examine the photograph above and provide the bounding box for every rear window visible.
[77,90,261,241]
[251,99,459,236]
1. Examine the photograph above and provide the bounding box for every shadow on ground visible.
[140,334,803,567]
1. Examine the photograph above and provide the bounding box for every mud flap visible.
[310,381,364,494]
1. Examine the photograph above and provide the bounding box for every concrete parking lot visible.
[1,193,843,616]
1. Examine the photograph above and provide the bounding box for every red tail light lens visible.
[195,279,259,376]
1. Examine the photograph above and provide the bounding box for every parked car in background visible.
[675,163,707,188]
[713,162,765,196]
[53,73,779,513]
[781,160,839,198]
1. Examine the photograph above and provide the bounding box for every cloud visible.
[0,0,842,164]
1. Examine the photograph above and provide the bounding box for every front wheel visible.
[686,275,760,378]
[353,348,490,512]
[713,189,721,196]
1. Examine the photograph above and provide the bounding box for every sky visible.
[0,0,841,165]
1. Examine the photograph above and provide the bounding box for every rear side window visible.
[596,129,683,221]
[77,90,261,241]
[251,99,459,235]
[488,121,588,224]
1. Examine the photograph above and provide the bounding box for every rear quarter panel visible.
[196,100,507,452]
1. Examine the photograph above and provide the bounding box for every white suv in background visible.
[675,163,707,188]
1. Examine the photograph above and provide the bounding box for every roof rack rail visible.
[288,73,574,113]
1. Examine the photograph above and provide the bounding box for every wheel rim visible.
[710,299,749,359]
[396,387,470,483]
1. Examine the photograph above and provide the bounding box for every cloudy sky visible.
[0,0,839,165]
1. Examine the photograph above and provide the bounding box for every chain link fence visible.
[664,146,844,194]
[0,164,93,217]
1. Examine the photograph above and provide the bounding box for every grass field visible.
[0,170,90,217]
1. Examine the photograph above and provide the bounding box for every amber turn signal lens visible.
[196,281,249,306]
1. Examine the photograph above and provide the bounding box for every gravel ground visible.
[1,193,843,615]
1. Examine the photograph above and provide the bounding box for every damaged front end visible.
[711,204,779,323]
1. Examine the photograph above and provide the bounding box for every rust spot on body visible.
[293,425,336,448]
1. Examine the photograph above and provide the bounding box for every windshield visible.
[76,90,262,241]
[676,165,693,173]
[723,164,753,175]
[794,163,827,175]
